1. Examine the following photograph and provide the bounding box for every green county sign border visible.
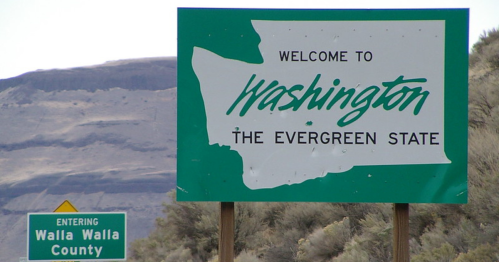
[27,212,126,261]
[177,8,468,203]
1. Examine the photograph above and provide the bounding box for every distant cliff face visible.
[0,57,178,261]
[0,57,177,92]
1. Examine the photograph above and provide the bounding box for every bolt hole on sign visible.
[177,8,468,203]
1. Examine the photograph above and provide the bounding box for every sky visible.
[0,0,498,80]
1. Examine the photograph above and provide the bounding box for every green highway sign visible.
[27,212,126,261]
[177,8,468,203]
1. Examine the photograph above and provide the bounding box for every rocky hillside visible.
[0,57,177,261]
[0,57,177,92]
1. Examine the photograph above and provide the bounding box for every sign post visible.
[393,203,410,262]
[27,212,126,261]
[219,202,235,262]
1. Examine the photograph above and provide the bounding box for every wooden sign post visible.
[393,203,410,262]
[219,202,235,262]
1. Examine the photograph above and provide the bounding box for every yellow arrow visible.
[53,200,78,212]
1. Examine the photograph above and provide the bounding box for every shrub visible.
[333,237,370,262]
[454,243,499,262]
[296,217,351,262]
[412,242,456,262]
[470,27,499,68]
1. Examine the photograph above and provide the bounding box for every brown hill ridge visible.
[0,57,177,92]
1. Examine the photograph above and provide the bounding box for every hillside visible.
[0,57,178,261]
[0,57,176,92]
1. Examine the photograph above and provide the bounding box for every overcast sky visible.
[0,0,498,80]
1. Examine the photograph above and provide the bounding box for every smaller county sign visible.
[27,212,126,261]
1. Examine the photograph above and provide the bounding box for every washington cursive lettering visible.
[226,74,429,127]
